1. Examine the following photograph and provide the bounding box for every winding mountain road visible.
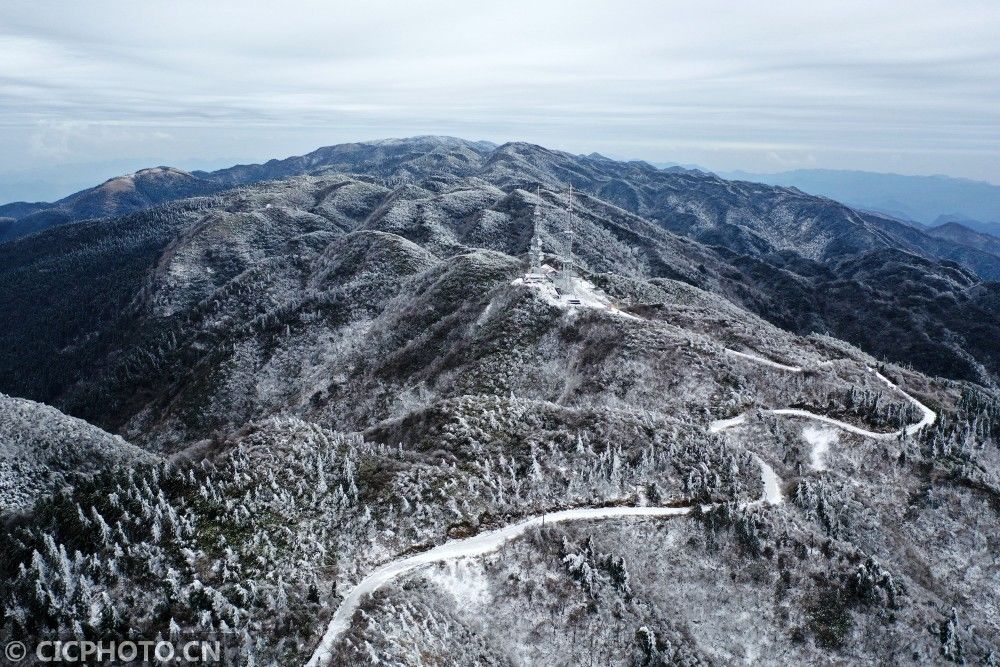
[307,506,693,666]
[305,454,783,667]
[711,366,937,441]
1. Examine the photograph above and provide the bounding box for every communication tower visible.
[530,186,544,275]
[562,185,576,297]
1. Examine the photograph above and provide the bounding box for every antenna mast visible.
[530,186,543,275]
[562,185,575,296]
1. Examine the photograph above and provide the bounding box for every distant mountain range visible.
[721,168,1000,236]
[6,153,999,252]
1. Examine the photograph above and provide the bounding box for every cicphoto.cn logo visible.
[3,637,236,665]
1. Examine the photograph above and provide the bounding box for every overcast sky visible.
[1,0,998,195]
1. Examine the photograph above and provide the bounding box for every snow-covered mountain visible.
[0,137,998,664]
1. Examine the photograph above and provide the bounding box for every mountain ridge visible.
[5,138,1000,283]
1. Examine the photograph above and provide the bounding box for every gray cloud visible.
[0,0,998,184]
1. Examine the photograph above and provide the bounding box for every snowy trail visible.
[766,408,902,440]
[306,507,690,665]
[516,270,819,378]
[873,369,937,435]
[306,459,783,665]
[709,414,747,433]
[725,349,803,373]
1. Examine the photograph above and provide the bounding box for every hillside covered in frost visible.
[0,395,156,514]
[1,137,998,665]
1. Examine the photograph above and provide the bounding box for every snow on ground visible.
[754,456,784,506]
[802,425,839,471]
[307,275,941,666]
[423,559,492,610]
[709,414,747,433]
[513,268,640,320]
[724,349,803,373]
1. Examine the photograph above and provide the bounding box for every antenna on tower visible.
[529,186,543,276]
[562,184,575,297]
